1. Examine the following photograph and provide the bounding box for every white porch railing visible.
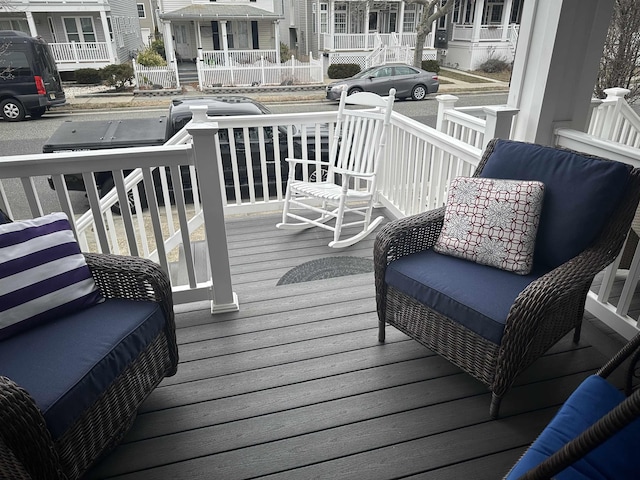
[133,59,178,89]
[201,49,279,66]
[321,32,434,51]
[49,41,111,63]
[365,45,412,68]
[197,53,323,87]
[451,24,519,42]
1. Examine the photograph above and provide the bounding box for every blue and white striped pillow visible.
[0,212,104,340]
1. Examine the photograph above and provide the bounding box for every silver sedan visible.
[326,63,439,101]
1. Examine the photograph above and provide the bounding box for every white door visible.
[173,24,191,61]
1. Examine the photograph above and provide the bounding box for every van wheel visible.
[30,107,46,119]
[100,177,147,215]
[0,98,26,122]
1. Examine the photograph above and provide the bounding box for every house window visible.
[484,0,504,24]
[228,21,250,49]
[106,17,113,41]
[320,3,328,34]
[403,5,416,32]
[335,4,347,34]
[0,19,29,33]
[137,4,146,18]
[63,17,97,43]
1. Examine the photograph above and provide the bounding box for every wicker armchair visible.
[0,253,178,480]
[375,139,640,418]
[505,332,640,479]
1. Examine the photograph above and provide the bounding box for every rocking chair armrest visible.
[0,376,62,479]
[284,157,331,167]
[333,167,375,179]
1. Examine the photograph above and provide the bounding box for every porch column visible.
[398,1,405,35]
[507,0,615,145]
[274,20,281,63]
[501,0,513,41]
[163,20,176,63]
[25,12,37,37]
[471,0,485,42]
[220,20,230,67]
[99,11,116,63]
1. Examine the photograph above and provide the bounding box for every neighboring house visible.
[287,0,524,71]
[0,0,145,73]
[157,0,284,66]
[138,0,160,47]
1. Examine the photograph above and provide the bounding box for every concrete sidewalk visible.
[60,70,509,111]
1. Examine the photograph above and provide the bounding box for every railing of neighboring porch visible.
[49,41,111,63]
[201,49,279,66]
[451,24,520,42]
[320,32,433,51]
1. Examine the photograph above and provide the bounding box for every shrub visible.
[74,68,102,84]
[478,56,511,73]
[421,60,441,74]
[136,47,167,67]
[100,63,134,91]
[280,42,292,63]
[150,38,165,59]
[327,63,360,79]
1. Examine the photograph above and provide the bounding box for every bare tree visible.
[596,0,640,102]
[405,0,455,67]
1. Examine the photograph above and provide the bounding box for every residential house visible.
[138,0,160,47]
[0,0,144,73]
[157,0,284,73]
[287,0,524,71]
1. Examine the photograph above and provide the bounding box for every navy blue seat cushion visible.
[0,298,166,440]
[385,250,545,344]
[507,375,640,480]
[480,139,632,270]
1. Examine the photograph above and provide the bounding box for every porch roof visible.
[160,4,284,21]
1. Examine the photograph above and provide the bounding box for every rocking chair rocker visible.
[276,88,396,248]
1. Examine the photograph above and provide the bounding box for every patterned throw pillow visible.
[0,212,104,340]
[434,177,545,275]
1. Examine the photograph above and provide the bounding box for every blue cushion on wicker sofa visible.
[0,298,165,439]
[480,139,632,270]
[506,375,640,479]
[385,250,546,344]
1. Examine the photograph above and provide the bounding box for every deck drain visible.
[277,256,374,285]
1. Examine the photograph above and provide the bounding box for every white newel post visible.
[482,105,520,149]
[435,94,459,131]
[186,106,239,314]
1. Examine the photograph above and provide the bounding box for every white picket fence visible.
[197,53,323,88]
[132,60,178,89]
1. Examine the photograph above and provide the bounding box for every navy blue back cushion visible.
[480,140,632,270]
[0,298,165,439]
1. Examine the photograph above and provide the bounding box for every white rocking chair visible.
[276,88,396,248]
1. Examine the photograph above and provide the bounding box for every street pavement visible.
[60,68,510,111]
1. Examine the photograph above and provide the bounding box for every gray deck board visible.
[85,211,628,480]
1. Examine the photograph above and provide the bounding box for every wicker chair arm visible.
[0,376,64,480]
[374,207,445,323]
[84,253,178,373]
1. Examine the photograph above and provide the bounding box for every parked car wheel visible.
[1,98,26,122]
[30,107,46,119]
[411,84,428,101]
[101,177,147,215]
[348,87,363,96]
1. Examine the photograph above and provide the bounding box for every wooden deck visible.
[85,211,627,480]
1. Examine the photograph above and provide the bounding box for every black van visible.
[0,30,66,121]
